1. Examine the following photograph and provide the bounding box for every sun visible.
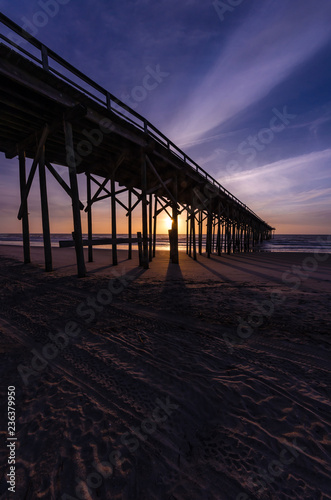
[161,217,173,233]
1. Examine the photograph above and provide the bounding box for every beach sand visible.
[0,245,330,499]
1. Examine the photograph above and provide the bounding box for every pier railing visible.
[0,12,267,225]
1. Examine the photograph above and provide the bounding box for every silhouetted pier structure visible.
[0,13,274,277]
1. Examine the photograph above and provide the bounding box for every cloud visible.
[220,148,331,193]
[217,149,331,229]
[222,147,331,180]
[164,0,331,146]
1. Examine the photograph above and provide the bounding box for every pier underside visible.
[0,14,274,277]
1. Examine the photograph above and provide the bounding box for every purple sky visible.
[1,0,331,234]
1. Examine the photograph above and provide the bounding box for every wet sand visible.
[0,245,330,499]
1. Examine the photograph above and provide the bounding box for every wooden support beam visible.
[111,195,129,214]
[224,223,227,253]
[177,204,189,216]
[146,155,178,206]
[86,173,93,262]
[153,195,157,258]
[130,187,142,200]
[115,187,129,196]
[221,222,225,253]
[170,177,179,264]
[94,193,112,203]
[158,195,173,207]
[141,154,149,269]
[170,211,179,264]
[146,178,172,195]
[128,190,132,260]
[113,152,126,176]
[198,211,203,255]
[46,162,84,210]
[186,216,189,255]
[206,213,213,259]
[192,210,197,261]
[41,45,49,71]
[89,175,112,196]
[39,144,52,272]
[85,175,111,211]
[137,232,143,267]
[19,151,30,264]
[64,120,86,278]
[126,192,148,217]
[194,213,200,224]
[227,224,232,254]
[217,215,221,256]
[155,201,172,219]
[17,124,49,220]
[189,212,192,257]
[89,155,125,208]
[111,178,118,266]
[212,218,216,252]
[149,194,153,262]
[232,224,236,253]
[152,150,185,172]
[192,186,210,213]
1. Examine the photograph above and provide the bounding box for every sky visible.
[0,0,331,234]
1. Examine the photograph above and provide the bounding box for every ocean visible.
[0,233,330,253]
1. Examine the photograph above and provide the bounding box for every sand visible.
[0,245,330,499]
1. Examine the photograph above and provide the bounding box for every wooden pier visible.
[0,13,274,277]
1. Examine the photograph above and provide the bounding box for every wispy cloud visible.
[165,1,331,146]
[219,149,331,229]
[221,148,331,183]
